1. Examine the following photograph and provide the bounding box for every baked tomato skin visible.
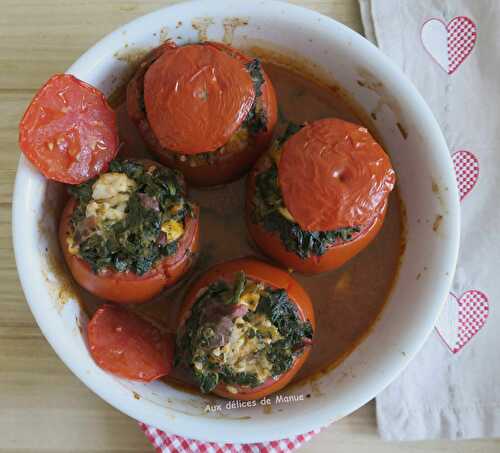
[177,258,315,400]
[88,305,174,381]
[19,74,118,184]
[278,118,395,232]
[59,198,200,304]
[144,43,255,154]
[126,42,278,187]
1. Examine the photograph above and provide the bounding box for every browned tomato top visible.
[278,118,396,232]
[143,43,255,154]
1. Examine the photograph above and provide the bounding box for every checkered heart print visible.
[421,16,477,74]
[140,423,320,452]
[435,291,489,354]
[452,150,480,201]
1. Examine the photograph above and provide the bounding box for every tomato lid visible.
[278,118,396,232]
[18,74,118,184]
[143,43,255,154]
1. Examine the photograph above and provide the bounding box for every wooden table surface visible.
[1,1,499,452]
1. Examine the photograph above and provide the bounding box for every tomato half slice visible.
[88,305,173,381]
[19,74,118,184]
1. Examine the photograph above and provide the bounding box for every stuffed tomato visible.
[175,258,314,400]
[246,119,396,274]
[127,41,278,186]
[59,159,199,303]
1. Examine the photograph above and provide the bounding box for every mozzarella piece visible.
[66,235,79,255]
[239,283,264,311]
[278,206,295,222]
[92,172,136,200]
[85,172,136,226]
[161,219,184,243]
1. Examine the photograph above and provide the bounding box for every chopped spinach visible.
[243,58,268,135]
[257,288,313,376]
[68,160,194,275]
[198,371,219,394]
[226,271,246,305]
[220,367,259,388]
[252,156,361,259]
[277,122,303,145]
[245,59,265,98]
[267,340,293,376]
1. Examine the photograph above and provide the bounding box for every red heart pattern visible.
[452,150,479,201]
[435,291,489,354]
[421,16,477,74]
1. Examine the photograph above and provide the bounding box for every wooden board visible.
[1,1,498,451]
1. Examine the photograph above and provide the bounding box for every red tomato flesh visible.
[19,74,118,184]
[87,305,173,381]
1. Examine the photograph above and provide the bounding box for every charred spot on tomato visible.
[67,159,195,275]
[251,130,361,259]
[175,272,313,394]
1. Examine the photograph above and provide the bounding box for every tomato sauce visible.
[76,51,404,392]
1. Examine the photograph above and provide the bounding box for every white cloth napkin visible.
[359,0,500,441]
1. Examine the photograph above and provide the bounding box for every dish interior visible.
[75,57,404,391]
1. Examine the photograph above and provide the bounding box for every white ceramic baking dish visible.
[12,0,460,443]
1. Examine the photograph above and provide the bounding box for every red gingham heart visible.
[435,291,489,354]
[452,150,479,201]
[448,16,477,74]
[421,16,477,74]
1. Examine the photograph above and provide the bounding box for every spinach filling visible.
[251,125,361,259]
[68,160,194,275]
[242,59,268,135]
[175,272,313,394]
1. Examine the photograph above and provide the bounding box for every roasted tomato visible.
[19,74,118,184]
[246,119,396,274]
[176,258,315,400]
[88,305,174,381]
[127,41,278,186]
[59,159,200,303]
